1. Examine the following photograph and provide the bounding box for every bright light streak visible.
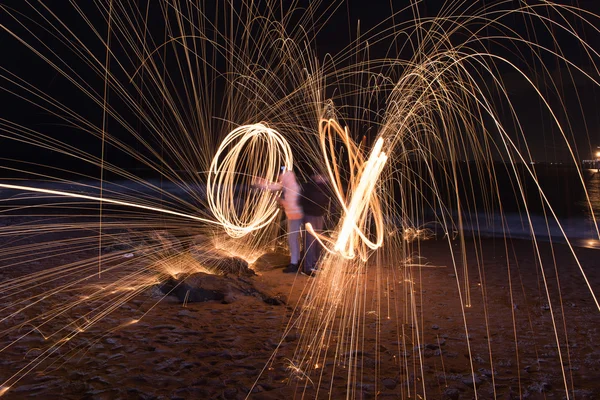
[207,123,294,238]
[304,119,387,261]
[0,183,217,224]
[333,137,387,258]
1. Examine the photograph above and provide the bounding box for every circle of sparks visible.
[207,123,294,238]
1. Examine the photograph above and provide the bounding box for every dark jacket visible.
[301,180,330,217]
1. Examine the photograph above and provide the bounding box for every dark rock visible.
[159,272,227,302]
[190,245,255,277]
[160,272,226,303]
[158,270,281,305]
[211,256,254,277]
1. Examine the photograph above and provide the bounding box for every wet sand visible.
[1,236,599,399]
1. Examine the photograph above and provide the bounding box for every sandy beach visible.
[0,232,599,400]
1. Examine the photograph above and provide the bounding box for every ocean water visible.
[2,163,599,248]
[440,164,600,249]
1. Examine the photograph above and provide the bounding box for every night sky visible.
[1,0,600,172]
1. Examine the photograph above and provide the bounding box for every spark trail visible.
[0,1,600,399]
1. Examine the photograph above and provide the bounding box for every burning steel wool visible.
[1,1,600,398]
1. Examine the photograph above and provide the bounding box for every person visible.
[254,168,304,273]
[300,170,330,276]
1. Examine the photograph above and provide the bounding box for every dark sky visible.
[1,0,600,171]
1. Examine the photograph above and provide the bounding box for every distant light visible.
[595,151,600,158]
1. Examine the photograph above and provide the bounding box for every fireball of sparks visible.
[0,1,600,399]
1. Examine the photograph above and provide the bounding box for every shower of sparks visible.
[0,0,600,399]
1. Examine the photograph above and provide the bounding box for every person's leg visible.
[287,218,303,265]
[303,215,317,271]
[304,215,324,272]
